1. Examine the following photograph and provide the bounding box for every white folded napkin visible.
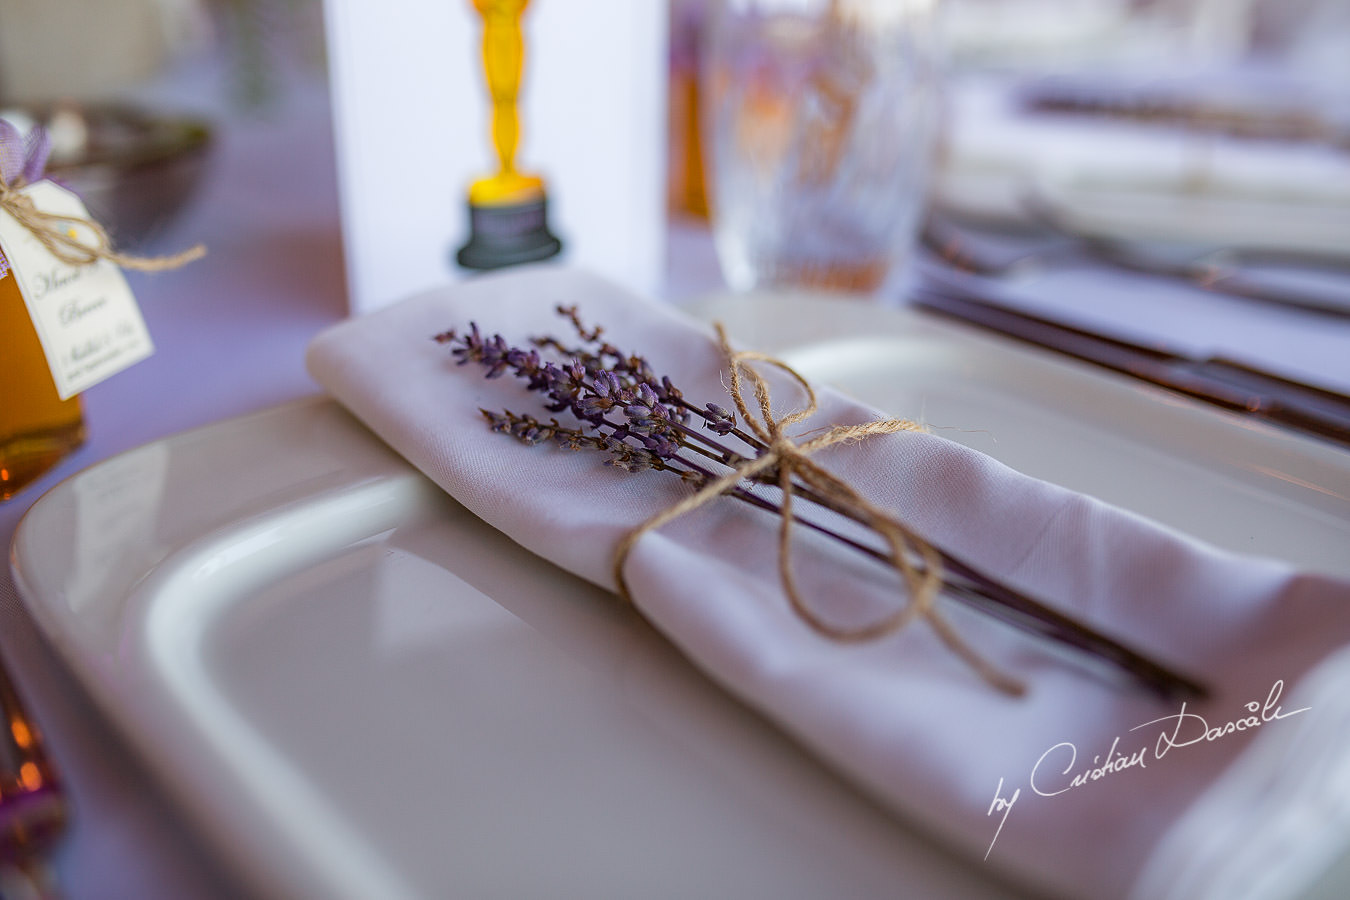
[306,266,1350,900]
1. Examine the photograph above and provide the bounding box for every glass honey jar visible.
[1,244,85,500]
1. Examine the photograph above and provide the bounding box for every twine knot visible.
[613,323,1023,695]
[0,120,204,273]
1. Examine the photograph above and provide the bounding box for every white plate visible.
[12,297,1350,899]
[935,78,1350,262]
[695,294,1350,579]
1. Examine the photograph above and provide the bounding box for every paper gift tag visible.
[0,180,153,399]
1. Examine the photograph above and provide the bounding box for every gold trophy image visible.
[455,0,562,270]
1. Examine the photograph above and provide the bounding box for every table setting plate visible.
[11,294,1350,899]
[934,74,1350,264]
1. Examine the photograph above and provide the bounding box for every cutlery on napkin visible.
[306,266,1350,900]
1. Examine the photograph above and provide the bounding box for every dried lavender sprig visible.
[439,324,709,462]
[529,308,843,484]
[482,409,678,476]
[439,317,1206,701]
[481,408,1202,701]
[537,322,917,539]
[533,308,746,440]
[463,330,1000,602]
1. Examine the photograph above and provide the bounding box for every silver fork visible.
[0,648,64,900]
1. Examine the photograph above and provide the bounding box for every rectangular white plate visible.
[12,296,1350,899]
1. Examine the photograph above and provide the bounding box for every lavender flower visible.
[0,120,51,189]
[439,308,708,468]
[704,403,736,435]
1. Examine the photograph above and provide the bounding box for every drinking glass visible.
[702,0,942,296]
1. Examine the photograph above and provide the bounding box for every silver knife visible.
[911,281,1350,450]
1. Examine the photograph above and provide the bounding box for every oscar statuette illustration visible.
[455,0,562,270]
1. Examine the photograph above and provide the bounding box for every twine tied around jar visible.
[0,120,204,272]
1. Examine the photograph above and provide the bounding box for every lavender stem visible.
[660,451,1203,701]
[445,316,1206,701]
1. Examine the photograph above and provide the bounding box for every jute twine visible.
[613,323,1023,696]
[0,178,205,272]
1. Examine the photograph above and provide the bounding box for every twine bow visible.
[613,324,1023,695]
[0,120,204,272]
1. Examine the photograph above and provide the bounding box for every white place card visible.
[322,0,669,314]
